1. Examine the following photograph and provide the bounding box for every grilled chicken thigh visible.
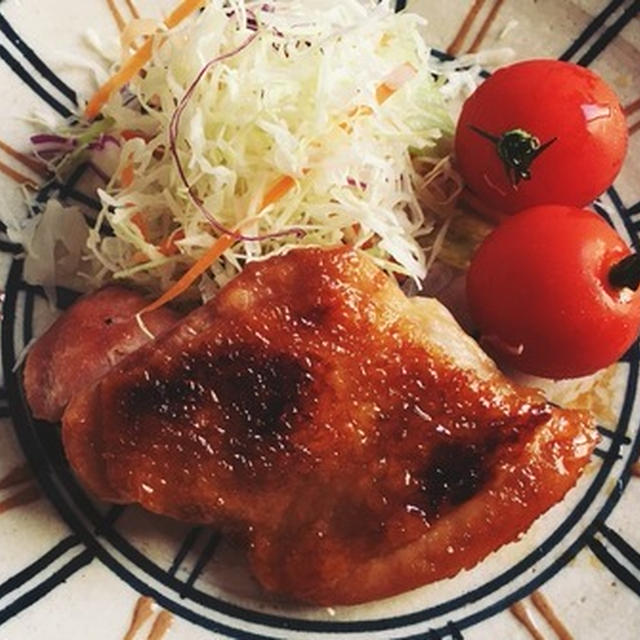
[48,247,596,604]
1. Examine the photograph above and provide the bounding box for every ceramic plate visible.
[0,1,639,638]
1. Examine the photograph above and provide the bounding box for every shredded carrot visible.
[339,106,374,133]
[131,211,149,240]
[120,129,148,141]
[340,64,415,132]
[262,174,296,206]
[158,228,185,256]
[376,63,417,104]
[120,162,135,187]
[85,0,207,119]
[140,233,235,315]
[85,42,153,120]
[375,83,395,104]
[164,0,206,28]
[349,105,374,118]
[140,174,296,314]
[131,250,150,265]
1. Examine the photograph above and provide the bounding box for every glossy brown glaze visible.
[63,247,597,604]
[24,286,180,422]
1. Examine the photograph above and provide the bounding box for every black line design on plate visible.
[619,346,636,364]
[394,0,407,10]
[59,162,88,197]
[16,280,81,311]
[0,549,93,626]
[22,281,33,353]
[598,522,640,572]
[95,505,127,536]
[597,424,632,446]
[593,447,623,461]
[0,535,81,601]
[30,177,103,217]
[588,538,640,596]
[33,179,60,212]
[66,189,102,212]
[593,201,614,226]
[67,189,102,211]
[576,0,640,67]
[0,45,72,117]
[447,620,464,639]
[57,163,104,212]
[180,532,221,597]
[607,188,630,223]
[0,14,77,105]
[169,527,203,577]
[559,0,627,61]
[628,201,640,218]
[429,47,490,79]
[0,239,22,255]
[631,218,640,235]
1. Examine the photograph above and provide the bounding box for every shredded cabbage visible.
[22,0,471,302]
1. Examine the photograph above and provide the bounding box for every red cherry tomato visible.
[455,60,628,215]
[467,205,640,379]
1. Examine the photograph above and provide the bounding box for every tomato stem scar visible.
[609,254,640,291]
[468,125,557,186]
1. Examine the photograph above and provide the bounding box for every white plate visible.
[0,1,639,638]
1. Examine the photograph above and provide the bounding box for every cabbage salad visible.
[16,0,475,304]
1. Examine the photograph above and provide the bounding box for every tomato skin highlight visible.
[467,206,640,379]
[455,60,628,214]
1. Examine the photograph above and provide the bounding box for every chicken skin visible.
[59,247,597,604]
[24,286,180,422]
